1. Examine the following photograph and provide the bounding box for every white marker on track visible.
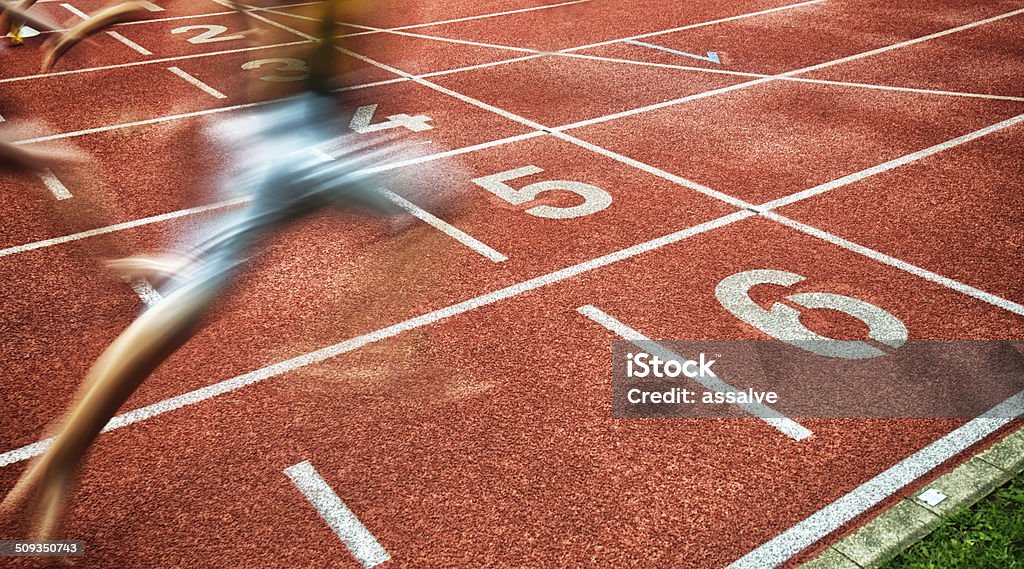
[285,461,390,568]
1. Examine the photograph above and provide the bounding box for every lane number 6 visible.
[716,269,908,359]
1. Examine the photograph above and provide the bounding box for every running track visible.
[1,0,1023,566]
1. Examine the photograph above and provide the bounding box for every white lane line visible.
[107,31,153,55]
[0,40,312,84]
[10,55,538,146]
[762,212,1024,317]
[561,0,824,53]
[284,461,390,569]
[555,6,1024,132]
[310,148,507,262]
[0,211,753,468]
[39,169,73,200]
[623,39,719,63]
[561,52,1024,103]
[33,0,320,36]
[167,66,227,99]
[59,3,89,19]
[316,30,1024,330]
[577,304,812,441]
[269,0,591,39]
[0,197,248,259]
[326,20,540,54]
[761,112,1024,210]
[729,391,1024,568]
[2,132,538,259]
[380,189,508,262]
[551,130,752,209]
[793,8,1024,77]
[129,279,163,308]
[378,0,590,32]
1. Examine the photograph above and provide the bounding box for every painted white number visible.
[716,269,908,359]
[171,24,245,44]
[241,58,309,82]
[471,165,612,219]
[348,104,433,133]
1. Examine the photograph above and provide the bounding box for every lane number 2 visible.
[471,166,613,219]
[171,24,245,44]
[716,269,908,359]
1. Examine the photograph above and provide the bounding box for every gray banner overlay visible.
[612,341,1024,418]
[0,540,84,557]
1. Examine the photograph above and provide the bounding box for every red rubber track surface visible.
[1,0,1023,567]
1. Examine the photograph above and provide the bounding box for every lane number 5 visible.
[471,165,612,219]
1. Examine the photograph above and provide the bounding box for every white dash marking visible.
[107,31,153,55]
[285,461,390,568]
[311,149,506,262]
[577,304,812,441]
[59,3,89,19]
[39,169,72,200]
[167,66,226,99]
[918,488,948,507]
[0,113,6,122]
[140,1,164,11]
[381,188,507,262]
[129,279,162,307]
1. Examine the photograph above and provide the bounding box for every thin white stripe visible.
[761,113,1024,210]
[0,40,312,85]
[0,197,249,259]
[39,169,73,200]
[167,66,227,99]
[107,31,153,55]
[577,304,812,441]
[129,279,163,308]
[0,211,753,468]
[59,3,89,19]
[556,7,1024,132]
[284,461,390,568]
[560,52,1024,103]
[380,189,508,262]
[310,148,507,262]
[729,391,1024,568]
[763,212,1024,317]
[561,0,824,53]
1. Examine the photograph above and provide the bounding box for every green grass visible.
[884,474,1024,569]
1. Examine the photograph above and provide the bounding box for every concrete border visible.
[801,424,1024,568]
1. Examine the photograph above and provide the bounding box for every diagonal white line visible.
[577,304,812,441]
[762,212,1024,317]
[0,211,753,468]
[761,112,1024,210]
[285,461,390,568]
[107,31,153,55]
[729,391,1024,568]
[167,66,227,99]
[561,0,824,53]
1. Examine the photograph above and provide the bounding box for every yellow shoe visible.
[7,26,24,46]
